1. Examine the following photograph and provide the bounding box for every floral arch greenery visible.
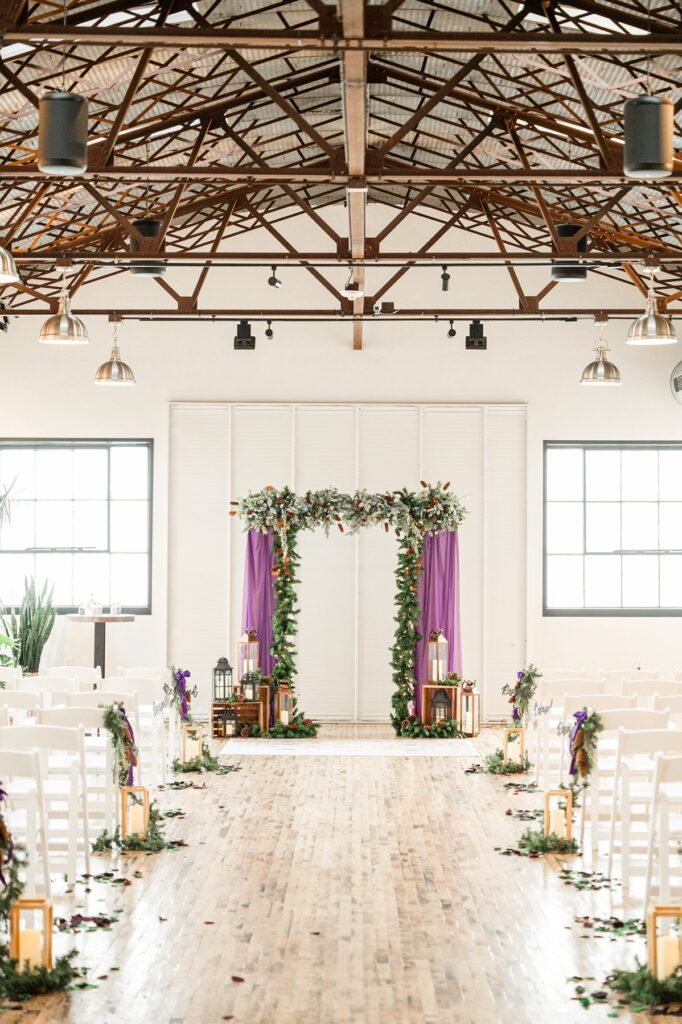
[233,484,467,732]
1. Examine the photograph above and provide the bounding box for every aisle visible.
[7,725,655,1024]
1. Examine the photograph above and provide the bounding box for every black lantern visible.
[241,671,260,702]
[431,688,451,726]
[216,705,237,738]
[213,657,233,700]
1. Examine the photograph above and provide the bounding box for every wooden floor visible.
[5,725,657,1024]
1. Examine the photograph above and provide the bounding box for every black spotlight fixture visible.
[268,265,282,288]
[447,320,457,339]
[551,224,588,283]
[440,265,450,292]
[265,320,274,339]
[234,320,256,350]
[623,94,674,179]
[465,320,487,350]
[130,218,167,277]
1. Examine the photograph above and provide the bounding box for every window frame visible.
[543,440,682,618]
[0,438,153,615]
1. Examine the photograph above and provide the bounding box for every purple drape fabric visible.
[414,531,462,717]
[242,529,277,679]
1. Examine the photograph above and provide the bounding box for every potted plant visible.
[3,578,56,674]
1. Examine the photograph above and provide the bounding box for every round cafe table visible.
[66,614,135,677]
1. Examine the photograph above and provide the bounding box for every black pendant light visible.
[623,95,674,179]
[130,219,166,277]
[38,90,88,175]
[551,224,588,283]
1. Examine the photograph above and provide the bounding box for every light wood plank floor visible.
[5,725,657,1024]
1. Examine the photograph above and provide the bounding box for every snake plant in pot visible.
[4,578,56,674]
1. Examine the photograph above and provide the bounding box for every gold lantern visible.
[181,723,204,763]
[9,898,53,969]
[503,726,525,764]
[275,683,294,726]
[647,906,682,980]
[427,629,448,683]
[459,682,480,737]
[120,786,150,838]
[544,789,573,840]
[238,628,260,683]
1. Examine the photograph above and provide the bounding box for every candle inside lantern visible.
[281,709,289,726]
[431,659,438,682]
[657,935,682,980]
[507,735,520,761]
[18,929,42,969]
[549,808,566,838]
[186,732,202,759]
[128,801,146,835]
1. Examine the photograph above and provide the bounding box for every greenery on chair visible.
[3,578,57,674]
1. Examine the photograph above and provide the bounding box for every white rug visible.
[221,738,477,757]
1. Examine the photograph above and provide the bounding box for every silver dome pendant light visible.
[38,271,89,345]
[94,319,136,386]
[627,270,677,346]
[580,325,622,386]
[0,246,20,285]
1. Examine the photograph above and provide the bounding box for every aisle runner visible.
[224,738,477,757]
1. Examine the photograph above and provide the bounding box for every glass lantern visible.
[120,786,150,838]
[276,683,294,726]
[216,704,237,738]
[459,684,480,737]
[181,723,204,763]
[213,657,233,701]
[544,789,573,841]
[431,688,451,726]
[238,629,260,681]
[503,726,525,764]
[9,898,53,969]
[427,629,448,683]
[648,905,682,980]
[241,672,260,702]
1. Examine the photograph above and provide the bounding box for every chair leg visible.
[644,798,658,908]
[660,797,670,904]
[80,762,91,876]
[38,797,52,898]
[621,770,631,888]
[607,765,620,879]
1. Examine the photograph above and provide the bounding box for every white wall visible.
[2,204,681,700]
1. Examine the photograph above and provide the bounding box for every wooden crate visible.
[421,684,460,727]
[211,685,270,737]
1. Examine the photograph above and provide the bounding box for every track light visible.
[0,245,20,285]
[465,320,487,350]
[446,320,457,339]
[265,320,274,339]
[342,267,363,299]
[268,266,282,288]
[130,218,166,277]
[626,270,677,346]
[580,325,621,386]
[38,271,88,345]
[234,319,256,350]
[94,320,135,386]
[441,265,450,292]
[551,224,588,283]
[38,90,88,176]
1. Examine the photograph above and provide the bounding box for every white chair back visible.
[0,667,21,688]
[0,689,45,716]
[103,676,163,702]
[654,695,682,715]
[66,690,138,712]
[542,668,587,681]
[601,670,659,688]
[618,727,682,759]
[38,706,106,730]
[538,679,604,702]
[562,693,636,716]
[120,666,171,683]
[0,723,82,757]
[599,708,671,733]
[622,680,682,698]
[45,665,101,685]
[18,675,78,696]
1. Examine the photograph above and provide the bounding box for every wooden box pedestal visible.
[211,685,270,737]
[421,684,460,726]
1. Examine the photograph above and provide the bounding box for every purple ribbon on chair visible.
[511,671,524,721]
[569,710,588,777]
[119,706,136,785]
[175,669,191,721]
[0,781,13,888]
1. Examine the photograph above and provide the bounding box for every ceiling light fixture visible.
[0,245,20,285]
[623,94,673,179]
[465,320,487,350]
[670,361,682,404]
[441,265,450,292]
[447,320,457,339]
[265,320,274,339]
[342,266,363,299]
[580,324,622,385]
[130,218,166,277]
[94,320,136,385]
[38,271,88,345]
[626,270,677,346]
[551,224,588,283]
[268,265,282,289]
[234,319,256,350]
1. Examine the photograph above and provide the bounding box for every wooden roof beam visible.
[341,0,368,349]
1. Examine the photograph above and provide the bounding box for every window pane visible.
[111,554,148,607]
[622,450,658,501]
[0,450,35,498]
[622,501,658,550]
[36,450,73,500]
[546,449,583,501]
[110,501,148,553]
[660,451,682,500]
[110,447,148,499]
[73,553,110,607]
[585,502,620,552]
[585,450,620,501]
[622,555,658,607]
[546,502,583,554]
[660,503,682,550]
[0,554,35,607]
[585,555,621,607]
[0,500,35,550]
[546,555,583,608]
[73,450,108,499]
[35,553,72,607]
[660,555,682,607]
[35,500,72,548]
[73,500,108,550]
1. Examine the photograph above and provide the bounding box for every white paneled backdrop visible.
[168,403,527,721]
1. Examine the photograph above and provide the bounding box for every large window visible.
[0,440,152,613]
[544,442,682,616]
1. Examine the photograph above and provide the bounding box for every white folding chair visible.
[558,694,637,782]
[38,706,116,834]
[45,666,101,689]
[608,728,682,887]
[645,755,682,906]
[18,676,78,707]
[0,688,45,724]
[103,676,166,784]
[0,748,51,896]
[600,670,659,696]
[0,724,91,883]
[542,669,587,681]
[0,667,21,689]
[622,680,682,708]
[581,708,672,852]
[65,691,142,779]
[534,679,604,788]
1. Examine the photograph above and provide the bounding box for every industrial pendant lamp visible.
[129,218,166,277]
[38,90,88,175]
[623,94,673,179]
[551,224,588,283]
[580,325,622,386]
[342,265,363,299]
[94,320,136,386]
[626,271,677,346]
[0,246,20,285]
[38,271,88,345]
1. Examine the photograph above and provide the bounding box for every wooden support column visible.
[341,0,368,349]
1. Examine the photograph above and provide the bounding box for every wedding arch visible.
[231,484,467,733]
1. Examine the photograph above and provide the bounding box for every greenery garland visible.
[568,707,603,803]
[516,828,579,856]
[506,663,542,727]
[268,714,319,738]
[102,703,138,786]
[606,961,682,1009]
[91,803,179,854]
[483,748,532,774]
[391,537,422,733]
[399,716,464,738]
[271,530,300,687]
